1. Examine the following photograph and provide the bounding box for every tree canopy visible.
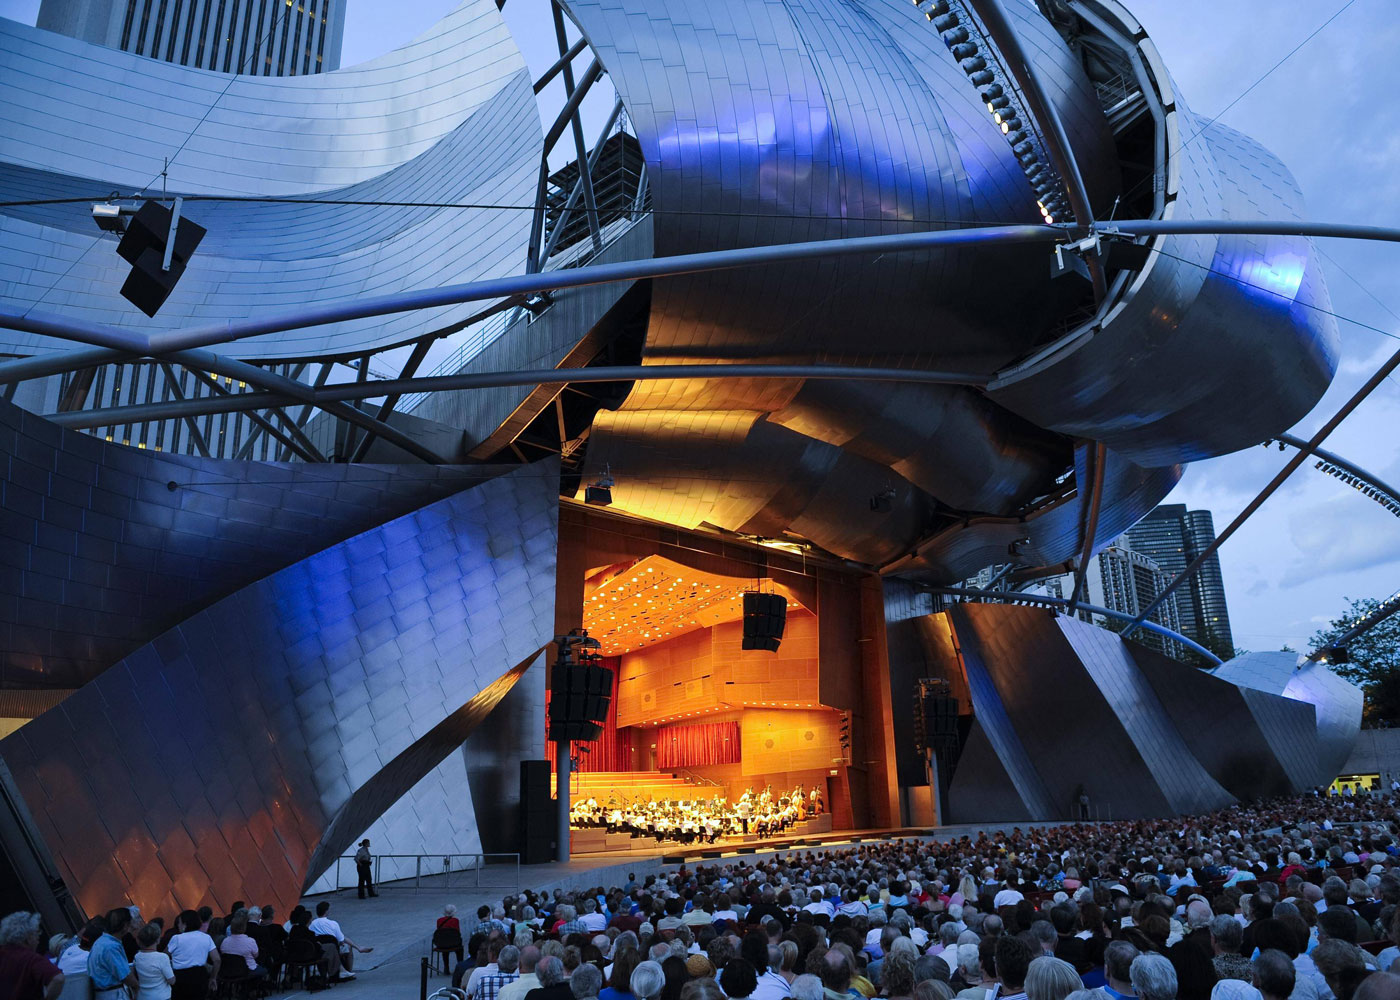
[1311,595,1400,725]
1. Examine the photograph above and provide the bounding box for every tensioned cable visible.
[1111,0,1359,211]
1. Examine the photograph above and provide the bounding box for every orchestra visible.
[567,781,825,844]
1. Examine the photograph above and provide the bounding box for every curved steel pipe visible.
[1277,431,1400,504]
[43,363,992,430]
[4,219,1400,357]
[1124,338,1400,638]
[928,585,1223,666]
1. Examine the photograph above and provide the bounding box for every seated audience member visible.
[1312,941,1371,1000]
[530,955,576,1000]
[288,907,344,984]
[0,911,64,1000]
[1252,951,1297,1000]
[309,901,372,976]
[133,923,174,1000]
[1128,956,1177,1000]
[575,964,605,1000]
[633,961,667,1000]
[218,911,267,985]
[1101,941,1141,1000]
[1026,958,1083,1000]
[724,957,761,1000]
[480,946,524,1000]
[993,936,1032,1000]
[1211,916,1251,984]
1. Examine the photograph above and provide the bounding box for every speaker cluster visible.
[548,658,614,742]
[741,591,787,652]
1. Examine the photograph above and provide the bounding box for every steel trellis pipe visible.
[1122,340,1400,639]
[42,363,992,429]
[4,219,1400,358]
[928,585,1222,665]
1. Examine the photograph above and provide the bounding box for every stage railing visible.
[331,853,520,893]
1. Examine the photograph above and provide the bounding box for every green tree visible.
[1311,596,1400,726]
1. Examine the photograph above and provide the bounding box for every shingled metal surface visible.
[0,461,558,919]
[903,604,1357,822]
[0,396,506,688]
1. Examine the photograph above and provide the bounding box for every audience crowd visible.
[9,789,1400,1000]
[570,784,827,844]
[0,896,371,998]
[436,791,1400,1000]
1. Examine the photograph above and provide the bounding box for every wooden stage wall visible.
[555,502,900,831]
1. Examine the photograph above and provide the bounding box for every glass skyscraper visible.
[36,0,344,75]
[1125,504,1236,662]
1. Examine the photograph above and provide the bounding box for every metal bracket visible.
[162,196,183,273]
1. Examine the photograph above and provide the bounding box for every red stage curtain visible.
[545,657,641,772]
[656,721,741,769]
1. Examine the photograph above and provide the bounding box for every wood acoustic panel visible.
[741,707,844,775]
[614,612,821,726]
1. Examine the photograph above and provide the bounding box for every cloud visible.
[1279,498,1400,586]
[1246,579,1269,598]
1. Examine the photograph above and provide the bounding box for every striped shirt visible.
[477,970,521,1000]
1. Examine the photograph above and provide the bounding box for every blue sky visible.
[3,0,1398,654]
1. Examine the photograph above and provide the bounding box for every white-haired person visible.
[1024,957,1081,1000]
[1129,954,1179,1000]
[631,960,666,1000]
[0,911,64,1000]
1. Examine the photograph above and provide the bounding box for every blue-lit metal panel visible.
[1213,651,1363,786]
[0,396,503,688]
[901,604,1350,822]
[987,108,1339,467]
[0,461,559,919]
[0,0,540,359]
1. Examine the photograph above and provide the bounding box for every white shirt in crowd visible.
[580,911,608,932]
[134,950,176,1000]
[57,944,90,975]
[466,962,498,997]
[751,970,793,1000]
[167,931,217,971]
[309,916,346,944]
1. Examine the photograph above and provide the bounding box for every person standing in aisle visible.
[356,840,377,899]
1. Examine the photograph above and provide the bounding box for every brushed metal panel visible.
[1056,614,1232,815]
[0,396,505,688]
[0,0,540,360]
[0,461,558,919]
[1127,644,1303,800]
[1213,652,1362,786]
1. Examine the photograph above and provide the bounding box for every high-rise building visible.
[1033,541,1186,661]
[36,0,344,75]
[1125,504,1235,661]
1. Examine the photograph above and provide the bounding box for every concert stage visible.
[543,503,903,857]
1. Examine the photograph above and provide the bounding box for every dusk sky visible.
[3,0,1396,656]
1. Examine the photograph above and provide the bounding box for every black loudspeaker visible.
[519,760,555,864]
[924,696,960,743]
[114,200,206,317]
[548,661,613,742]
[742,592,787,651]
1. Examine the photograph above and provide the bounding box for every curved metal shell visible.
[987,113,1340,466]
[568,0,1134,567]
[0,0,540,359]
[1212,651,1363,786]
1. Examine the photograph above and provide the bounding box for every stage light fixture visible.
[91,202,128,234]
[585,465,615,506]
